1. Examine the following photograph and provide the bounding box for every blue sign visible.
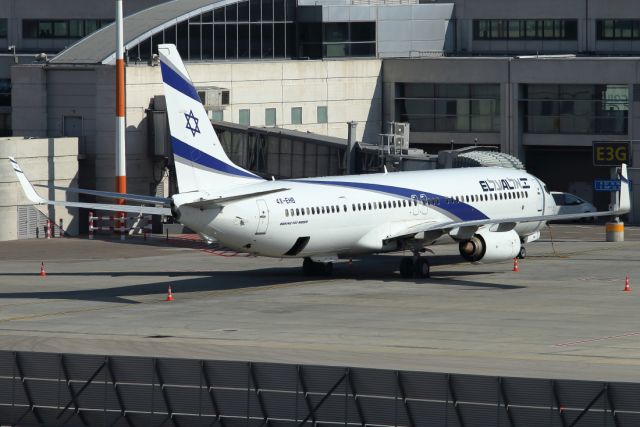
[594,180,621,192]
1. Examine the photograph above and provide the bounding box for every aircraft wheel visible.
[303,258,316,276]
[413,258,430,278]
[303,258,333,276]
[399,258,414,278]
[517,246,527,260]
[322,262,333,276]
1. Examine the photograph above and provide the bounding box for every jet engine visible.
[458,229,520,263]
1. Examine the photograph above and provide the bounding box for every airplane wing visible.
[9,157,172,216]
[387,210,620,241]
[387,163,631,241]
[34,184,171,205]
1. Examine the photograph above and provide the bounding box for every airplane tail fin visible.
[157,44,263,194]
[616,163,631,215]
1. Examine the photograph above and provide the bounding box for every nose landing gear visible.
[517,246,526,259]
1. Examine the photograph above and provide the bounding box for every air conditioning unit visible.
[393,122,410,151]
[197,87,230,111]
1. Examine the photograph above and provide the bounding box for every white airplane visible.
[9,44,631,278]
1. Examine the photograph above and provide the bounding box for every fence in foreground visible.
[0,350,639,426]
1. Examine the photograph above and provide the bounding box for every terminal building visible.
[2,0,640,239]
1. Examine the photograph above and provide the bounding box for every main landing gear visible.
[399,253,430,279]
[303,257,333,276]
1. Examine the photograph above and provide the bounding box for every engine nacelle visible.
[458,229,520,264]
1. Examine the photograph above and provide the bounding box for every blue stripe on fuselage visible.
[171,136,262,179]
[292,179,488,222]
[160,61,201,103]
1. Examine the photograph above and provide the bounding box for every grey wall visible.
[0,136,79,241]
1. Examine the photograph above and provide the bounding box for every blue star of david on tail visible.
[184,110,200,137]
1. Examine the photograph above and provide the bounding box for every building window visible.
[239,109,251,125]
[597,20,640,40]
[300,21,376,59]
[127,0,296,62]
[0,79,11,107]
[291,107,302,124]
[523,84,628,134]
[0,19,7,38]
[317,106,327,123]
[473,19,577,41]
[22,19,112,39]
[265,108,276,126]
[211,110,224,121]
[395,83,500,133]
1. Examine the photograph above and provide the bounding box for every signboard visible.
[593,141,630,166]
[594,179,621,192]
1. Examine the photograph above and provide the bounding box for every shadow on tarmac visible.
[0,255,525,304]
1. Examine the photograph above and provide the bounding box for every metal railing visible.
[1,350,640,426]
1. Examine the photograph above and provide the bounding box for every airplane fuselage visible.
[177,167,556,258]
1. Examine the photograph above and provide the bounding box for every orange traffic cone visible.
[512,258,519,272]
[166,285,174,301]
[39,262,46,277]
[624,273,631,292]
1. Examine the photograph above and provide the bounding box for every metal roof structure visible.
[51,0,223,65]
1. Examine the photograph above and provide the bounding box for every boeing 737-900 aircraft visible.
[9,44,631,278]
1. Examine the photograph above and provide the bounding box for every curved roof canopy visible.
[51,0,222,64]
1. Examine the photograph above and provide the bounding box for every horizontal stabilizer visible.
[9,157,171,216]
[34,184,171,205]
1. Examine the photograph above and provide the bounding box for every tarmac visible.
[0,224,639,382]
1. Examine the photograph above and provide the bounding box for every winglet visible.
[616,163,631,215]
[8,157,47,204]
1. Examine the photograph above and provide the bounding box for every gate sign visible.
[594,179,621,192]
[593,141,630,166]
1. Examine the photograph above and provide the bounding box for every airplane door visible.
[535,179,545,213]
[256,199,269,235]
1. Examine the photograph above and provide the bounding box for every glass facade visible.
[0,19,7,38]
[298,22,376,59]
[523,84,628,134]
[473,19,578,41]
[128,0,296,62]
[597,20,640,40]
[22,19,112,39]
[395,83,500,133]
